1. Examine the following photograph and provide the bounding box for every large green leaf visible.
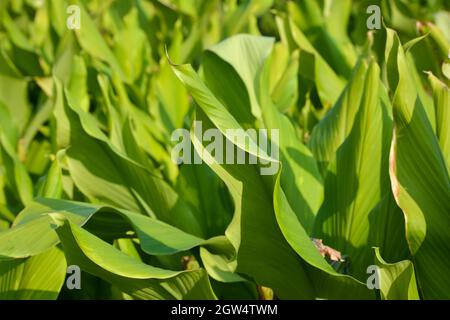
[189,113,313,299]
[171,43,373,299]
[309,59,370,172]
[273,173,373,299]
[374,248,419,300]
[0,246,66,300]
[313,62,406,280]
[389,41,450,299]
[202,34,323,233]
[56,220,216,300]
[0,198,206,260]
[171,50,314,297]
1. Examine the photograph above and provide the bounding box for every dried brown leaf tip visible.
[311,239,344,262]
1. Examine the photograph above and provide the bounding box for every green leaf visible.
[309,59,372,172]
[74,2,126,81]
[276,14,346,109]
[113,8,149,83]
[169,63,274,164]
[53,78,204,237]
[273,172,373,299]
[374,248,419,300]
[428,72,450,167]
[390,42,450,299]
[0,131,33,206]
[0,198,206,259]
[56,220,216,300]
[190,113,315,299]
[176,164,232,238]
[205,34,274,120]
[36,157,63,199]
[313,62,402,280]
[171,42,372,298]
[202,35,323,232]
[0,75,31,134]
[0,246,67,300]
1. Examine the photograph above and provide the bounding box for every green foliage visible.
[0,0,448,300]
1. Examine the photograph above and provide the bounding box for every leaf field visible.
[0,0,449,300]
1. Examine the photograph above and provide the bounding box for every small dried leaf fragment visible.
[311,238,344,262]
